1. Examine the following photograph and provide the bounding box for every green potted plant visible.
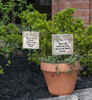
[20,7,85,95]
[38,54,82,95]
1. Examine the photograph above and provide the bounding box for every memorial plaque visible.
[52,34,73,55]
[23,31,39,49]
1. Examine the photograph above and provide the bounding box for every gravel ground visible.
[0,49,92,100]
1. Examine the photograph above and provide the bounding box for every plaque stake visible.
[30,26,32,64]
[62,27,64,62]
[30,26,34,84]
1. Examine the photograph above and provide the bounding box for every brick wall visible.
[90,0,92,23]
[52,0,92,27]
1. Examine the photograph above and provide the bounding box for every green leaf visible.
[0,69,4,74]
[55,64,58,70]
[5,64,10,66]
[57,71,60,74]
[74,74,76,77]
[8,60,11,64]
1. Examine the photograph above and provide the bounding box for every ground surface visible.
[0,50,92,100]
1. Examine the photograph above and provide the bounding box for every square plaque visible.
[52,34,73,55]
[23,31,39,49]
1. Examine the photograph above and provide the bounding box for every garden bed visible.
[0,50,92,100]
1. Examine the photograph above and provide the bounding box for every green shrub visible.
[20,8,85,62]
[0,0,34,73]
[0,0,34,58]
[20,7,92,75]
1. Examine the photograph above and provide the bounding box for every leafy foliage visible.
[0,22,22,58]
[0,0,34,24]
[5,60,11,66]
[0,66,4,74]
[20,8,84,62]
[38,53,82,76]
[0,0,34,72]
[20,7,92,75]
[0,0,34,58]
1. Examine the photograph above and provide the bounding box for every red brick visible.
[60,9,64,12]
[69,2,89,9]
[52,0,58,2]
[80,2,89,9]
[67,0,80,2]
[89,10,92,16]
[72,10,80,17]
[81,10,89,16]
[59,3,68,9]
[90,18,92,22]
[74,17,89,24]
[74,17,79,23]
[90,2,92,9]
[69,2,80,9]
[81,0,89,1]
[59,0,80,1]
[52,9,59,17]
[52,3,59,10]
[82,17,89,24]
[59,0,67,1]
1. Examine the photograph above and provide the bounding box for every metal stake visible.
[62,55,64,62]
[62,27,64,62]
[30,26,34,84]
[30,26,32,64]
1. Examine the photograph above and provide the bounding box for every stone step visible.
[38,88,92,100]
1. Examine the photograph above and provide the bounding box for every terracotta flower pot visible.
[40,62,80,95]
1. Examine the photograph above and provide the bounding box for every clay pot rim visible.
[41,62,80,72]
[40,61,80,65]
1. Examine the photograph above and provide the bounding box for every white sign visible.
[52,34,73,55]
[23,31,39,49]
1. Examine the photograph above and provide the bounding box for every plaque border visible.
[52,34,73,55]
[22,31,40,49]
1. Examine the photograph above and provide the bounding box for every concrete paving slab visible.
[38,88,92,100]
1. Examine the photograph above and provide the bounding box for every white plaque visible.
[52,34,73,55]
[23,31,39,49]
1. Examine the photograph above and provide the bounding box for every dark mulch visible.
[0,49,92,100]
